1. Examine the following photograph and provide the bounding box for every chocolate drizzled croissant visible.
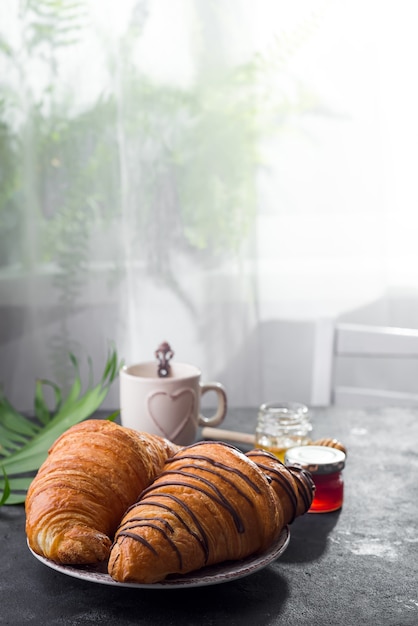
[25,420,179,565]
[108,441,312,584]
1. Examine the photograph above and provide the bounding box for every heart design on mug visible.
[148,388,197,441]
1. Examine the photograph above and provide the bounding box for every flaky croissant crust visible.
[108,441,285,583]
[26,423,315,580]
[25,419,178,564]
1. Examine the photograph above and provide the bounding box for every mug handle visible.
[198,382,227,427]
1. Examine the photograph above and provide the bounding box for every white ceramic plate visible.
[28,526,290,589]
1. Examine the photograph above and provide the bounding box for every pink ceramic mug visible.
[119,362,227,446]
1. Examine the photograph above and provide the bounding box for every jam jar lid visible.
[284,445,346,474]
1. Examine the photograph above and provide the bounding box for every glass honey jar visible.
[254,401,312,462]
[284,445,346,513]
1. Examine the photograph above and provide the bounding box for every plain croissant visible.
[25,419,178,564]
[108,441,314,583]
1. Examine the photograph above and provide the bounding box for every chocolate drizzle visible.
[289,465,316,510]
[163,464,256,506]
[113,444,267,571]
[246,449,315,523]
[168,453,263,493]
[132,498,210,562]
[142,478,245,533]
[119,523,183,570]
[117,531,158,556]
[122,517,174,534]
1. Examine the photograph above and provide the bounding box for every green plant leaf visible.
[0,392,40,438]
[58,354,81,414]
[0,348,122,506]
[34,378,62,425]
[0,467,10,505]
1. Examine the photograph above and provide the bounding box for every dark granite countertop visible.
[1,406,417,625]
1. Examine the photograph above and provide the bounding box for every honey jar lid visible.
[284,445,346,474]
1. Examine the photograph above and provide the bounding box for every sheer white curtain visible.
[1,0,418,412]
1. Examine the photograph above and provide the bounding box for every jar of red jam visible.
[284,445,346,513]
